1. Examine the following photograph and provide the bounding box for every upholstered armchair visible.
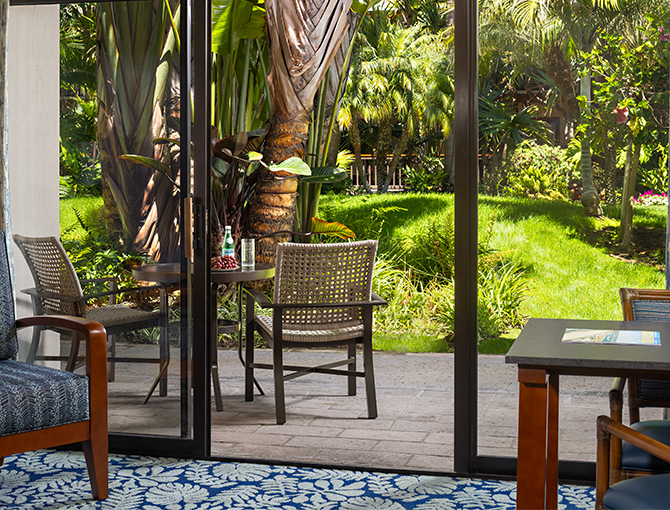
[0,231,107,500]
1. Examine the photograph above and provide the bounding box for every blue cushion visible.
[603,473,670,509]
[0,231,17,361]
[0,360,89,436]
[621,420,670,472]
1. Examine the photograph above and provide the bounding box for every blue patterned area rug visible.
[0,450,594,509]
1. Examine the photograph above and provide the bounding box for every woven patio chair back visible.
[13,234,84,316]
[273,240,378,335]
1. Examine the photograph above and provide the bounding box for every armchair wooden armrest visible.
[596,415,670,509]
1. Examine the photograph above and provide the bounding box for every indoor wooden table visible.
[505,317,670,509]
[133,263,274,411]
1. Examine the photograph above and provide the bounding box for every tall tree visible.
[97,1,180,260]
[243,0,354,263]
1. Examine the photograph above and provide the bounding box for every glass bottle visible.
[220,225,237,270]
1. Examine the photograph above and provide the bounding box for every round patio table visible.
[133,263,275,411]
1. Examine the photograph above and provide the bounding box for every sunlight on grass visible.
[373,333,450,353]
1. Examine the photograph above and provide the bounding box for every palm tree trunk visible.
[385,123,412,191]
[375,116,393,193]
[620,139,640,249]
[245,0,353,261]
[578,69,603,217]
[348,114,371,193]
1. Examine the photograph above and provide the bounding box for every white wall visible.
[7,5,60,360]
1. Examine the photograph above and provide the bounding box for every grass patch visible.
[320,193,666,353]
[373,333,451,353]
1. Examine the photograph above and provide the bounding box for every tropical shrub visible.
[502,140,573,200]
[402,153,446,193]
[371,209,528,344]
[61,206,150,305]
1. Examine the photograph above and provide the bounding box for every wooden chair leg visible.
[0,457,3,466]
[82,438,108,500]
[347,343,356,396]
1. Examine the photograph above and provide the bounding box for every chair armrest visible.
[83,284,163,301]
[246,287,272,307]
[21,287,83,304]
[81,277,118,285]
[21,285,162,302]
[246,288,387,310]
[596,415,670,509]
[16,315,107,380]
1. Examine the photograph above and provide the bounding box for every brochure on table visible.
[561,328,661,345]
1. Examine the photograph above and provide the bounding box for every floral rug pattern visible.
[0,450,595,509]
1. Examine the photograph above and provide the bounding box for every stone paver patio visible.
[106,346,662,473]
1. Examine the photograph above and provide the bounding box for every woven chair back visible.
[631,300,670,322]
[13,235,84,317]
[273,240,378,330]
[622,289,670,401]
[0,231,17,361]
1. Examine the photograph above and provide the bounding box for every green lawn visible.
[320,192,666,352]
[61,193,667,354]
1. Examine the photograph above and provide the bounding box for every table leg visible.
[546,373,559,509]
[159,285,169,397]
[517,367,549,509]
[211,283,224,412]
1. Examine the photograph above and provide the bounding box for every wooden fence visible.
[349,156,404,191]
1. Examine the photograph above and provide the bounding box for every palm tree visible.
[345,13,451,193]
[500,0,634,216]
[97,1,180,260]
[243,0,355,263]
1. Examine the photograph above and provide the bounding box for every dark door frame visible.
[8,0,210,458]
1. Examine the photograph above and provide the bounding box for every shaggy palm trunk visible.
[375,116,393,193]
[244,110,308,263]
[384,123,412,191]
[349,114,371,193]
[97,1,178,257]
[244,0,353,262]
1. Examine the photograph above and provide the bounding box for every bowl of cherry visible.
[211,255,238,270]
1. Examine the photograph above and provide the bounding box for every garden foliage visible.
[501,140,573,200]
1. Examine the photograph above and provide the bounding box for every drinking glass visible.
[241,238,255,271]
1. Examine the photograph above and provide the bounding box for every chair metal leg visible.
[26,326,43,364]
[273,320,286,424]
[107,334,116,382]
[347,343,357,396]
[245,295,255,402]
[363,317,377,419]
[66,332,82,372]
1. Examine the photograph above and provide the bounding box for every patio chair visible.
[244,240,386,424]
[607,288,670,482]
[596,415,670,510]
[0,231,108,500]
[13,234,169,401]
